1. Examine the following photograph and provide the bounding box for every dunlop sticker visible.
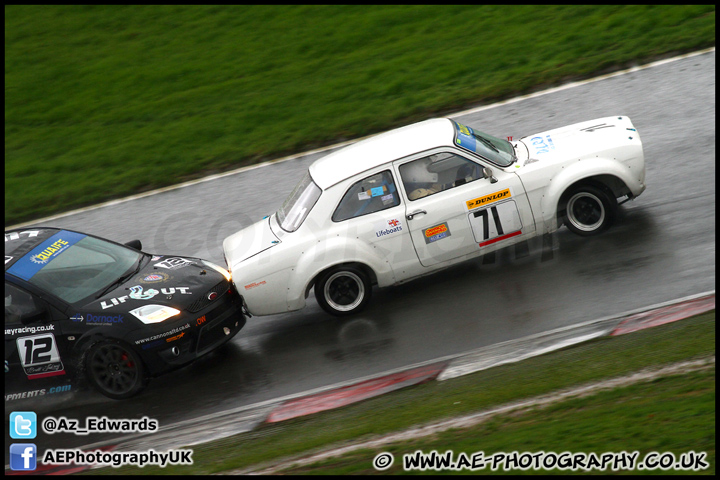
[466,188,511,210]
[423,222,451,244]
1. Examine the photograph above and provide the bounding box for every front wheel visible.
[560,184,617,236]
[315,266,372,316]
[85,340,148,399]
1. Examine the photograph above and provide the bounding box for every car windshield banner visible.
[453,120,479,155]
[7,230,86,281]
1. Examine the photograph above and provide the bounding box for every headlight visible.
[129,305,181,324]
[202,260,232,282]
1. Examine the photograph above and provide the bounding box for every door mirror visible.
[124,239,142,251]
[483,167,498,184]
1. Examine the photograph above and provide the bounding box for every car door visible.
[329,168,418,277]
[5,281,68,391]
[393,148,536,267]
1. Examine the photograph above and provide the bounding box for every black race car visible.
[5,227,246,399]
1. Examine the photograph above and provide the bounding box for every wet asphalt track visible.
[4,50,715,456]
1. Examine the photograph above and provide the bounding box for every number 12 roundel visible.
[16,333,65,379]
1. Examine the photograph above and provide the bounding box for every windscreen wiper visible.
[95,255,145,299]
[473,133,499,153]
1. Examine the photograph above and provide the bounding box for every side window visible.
[5,283,45,325]
[332,170,401,222]
[399,152,483,201]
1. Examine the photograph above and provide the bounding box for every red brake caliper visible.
[120,352,134,368]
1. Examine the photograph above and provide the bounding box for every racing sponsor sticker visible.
[244,281,266,290]
[154,257,193,270]
[469,200,523,247]
[381,194,395,205]
[16,333,65,379]
[423,222,451,244]
[100,285,191,309]
[135,323,191,346]
[454,121,477,154]
[129,285,159,300]
[375,218,403,238]
[530,135,556,155]
[7,230,86,281]
[4,230,41,242]
[5,324,55,337]
[5,384,73,402]
[85,313,124,326]
[465,188,512,211]
[139,272,171,283]
[166,332,186,343]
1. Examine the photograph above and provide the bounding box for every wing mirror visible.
[483,167,498,184]
[124,239,142,251]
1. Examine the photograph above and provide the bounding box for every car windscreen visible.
[9,232,143,305]
[276,171,322,232]
[453,120,516,167]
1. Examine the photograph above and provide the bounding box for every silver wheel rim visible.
[324,271,365,312]
[567,191,605,232]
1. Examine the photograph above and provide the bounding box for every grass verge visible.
[89,310,715,475]
[5,5,716,225]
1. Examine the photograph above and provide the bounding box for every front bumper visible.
[139,286,246,375]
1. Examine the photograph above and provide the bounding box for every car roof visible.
[309,118,456,189]
[4,227,62,271]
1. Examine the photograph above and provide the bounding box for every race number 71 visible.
[469,201,523,247]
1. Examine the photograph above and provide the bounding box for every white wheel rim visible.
[567,192,605,232]
[324,271,365,312]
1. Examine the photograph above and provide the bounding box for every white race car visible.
[223,117,645,316]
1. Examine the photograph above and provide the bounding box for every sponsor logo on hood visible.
[140,272,171,283]
[100,285,191,309]
[154,257,193,270]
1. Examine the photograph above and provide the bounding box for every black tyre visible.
[315,265,372,316]
[560,184,617,236]
[85,340,148,399]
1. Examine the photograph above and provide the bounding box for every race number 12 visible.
[16,333,65,378]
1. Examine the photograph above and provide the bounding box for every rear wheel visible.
[315,266,372,316]
[560,184,617,236]
[85,341,147,399]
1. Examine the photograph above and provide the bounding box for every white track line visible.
[7,47,714,230]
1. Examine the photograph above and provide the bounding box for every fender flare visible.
[539,158,636,230]
[288,236,393,302]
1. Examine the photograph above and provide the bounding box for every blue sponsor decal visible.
[7,231,86,281]
[427,231,449,243]
[454,121,477,153]
[141,339,164,350]
[86,314,124,324]
[530,135,555,154]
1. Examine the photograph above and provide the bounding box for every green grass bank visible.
[5,5,715,225]
[89,311,715,475]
